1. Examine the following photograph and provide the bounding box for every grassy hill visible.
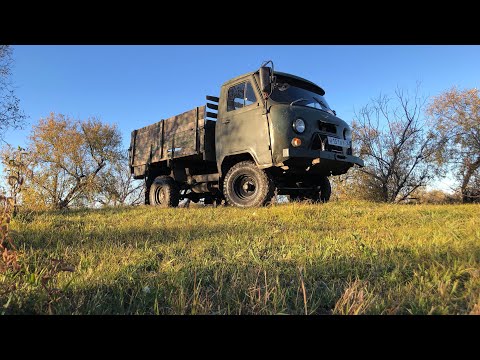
[3,201,480,314]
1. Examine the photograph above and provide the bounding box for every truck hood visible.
[269,103,351,134]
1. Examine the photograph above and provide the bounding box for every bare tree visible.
[426,87,480,203]
[352,86,439,202]
[0,45,26,140]
[0,145,28,215]
[95,151,144,206]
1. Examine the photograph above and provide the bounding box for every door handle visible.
[223,119,230,124]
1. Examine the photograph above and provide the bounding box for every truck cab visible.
[214,65,363,204]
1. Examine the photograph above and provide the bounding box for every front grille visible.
[327,143,343,153]
[318,120,337,134]
[310,133,345,154]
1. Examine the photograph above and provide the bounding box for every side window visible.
[227,83,245,111]
[227,81,257,112]
[245,82,257,106]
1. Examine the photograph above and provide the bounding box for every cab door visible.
[216,76,272,170]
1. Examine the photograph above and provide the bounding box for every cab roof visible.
[274,71,325,96]
[222,70,325,96]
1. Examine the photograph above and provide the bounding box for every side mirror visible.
[259,66,271,93]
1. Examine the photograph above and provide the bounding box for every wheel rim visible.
[233,174,257,200]
[154,186,166,204]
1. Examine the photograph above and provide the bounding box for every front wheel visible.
[312,176,331,203]
[223,161,275,208]
[149,176,180,208]
[290,177,331,203]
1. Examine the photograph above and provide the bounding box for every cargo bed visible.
[129,106,216,179]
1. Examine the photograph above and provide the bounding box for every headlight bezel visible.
[293,118,306,134]
[343,128,352,141]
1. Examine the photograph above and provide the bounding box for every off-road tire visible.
[314,176,331,203]
[149,176,180,208]
[290,177,331,203]
[223,161,275,208]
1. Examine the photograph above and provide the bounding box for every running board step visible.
[190,173,220,183]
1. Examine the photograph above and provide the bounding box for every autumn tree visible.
[426,87,480,203]
[352,86,439,202]
[0,45,26,139]
[23,113,122,209]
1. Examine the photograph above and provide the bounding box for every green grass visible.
[3,201,480,314]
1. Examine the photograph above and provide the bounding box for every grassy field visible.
[2,201,480,315]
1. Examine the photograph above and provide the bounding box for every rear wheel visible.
[149,176,180,208]
[223,161,275,208]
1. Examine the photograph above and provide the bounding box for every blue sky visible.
[5,45,480,190]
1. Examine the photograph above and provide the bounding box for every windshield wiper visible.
[313,96,335,115]
[289,98,307,107]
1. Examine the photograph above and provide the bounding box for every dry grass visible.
[333,279,375,315]
[1,195,19,273]
[2,200,480,314]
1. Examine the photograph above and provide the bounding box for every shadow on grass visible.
[4,260,364,315]
[6,241,480,315]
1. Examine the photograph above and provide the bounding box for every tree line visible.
[332,85,480,204]
[1,45,479,209]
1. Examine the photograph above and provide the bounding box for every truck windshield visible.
[270,76,333,114]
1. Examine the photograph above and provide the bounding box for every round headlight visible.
[293,118,305,133]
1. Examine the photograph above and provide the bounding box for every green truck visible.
[129,62,364,208]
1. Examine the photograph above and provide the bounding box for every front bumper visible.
[288,148,364,167]
[280,148,364,176]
